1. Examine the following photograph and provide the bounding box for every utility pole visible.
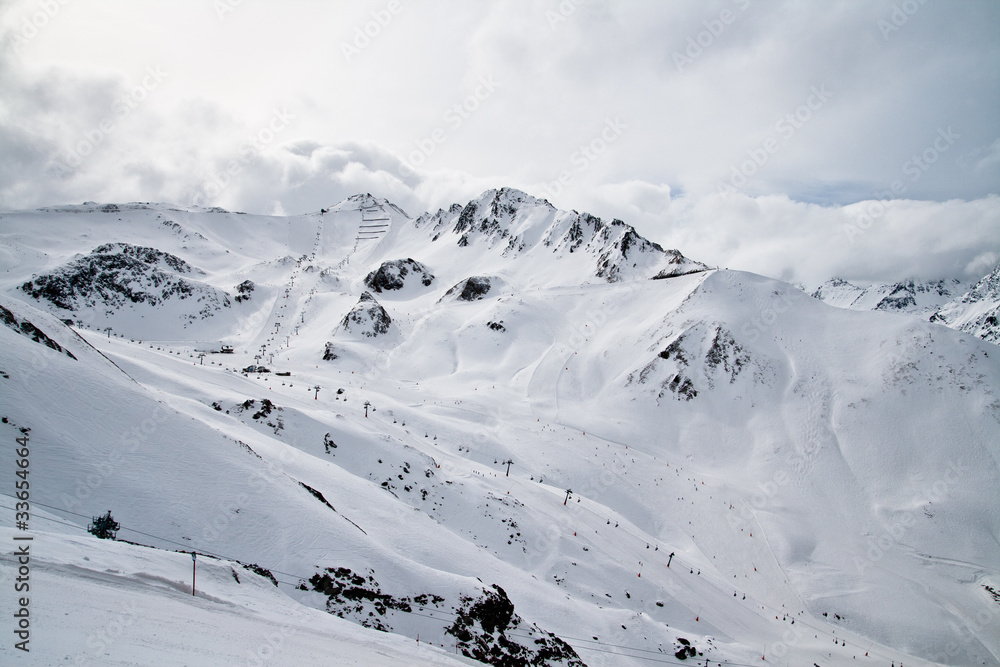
[104,327,112,339]
[191,552,197,596]
[563,489,572,505]
[198,353,205,365]
[667,552,674,568]
[363,400,371,418]
[504,460,513,476]
[313,385,321,400]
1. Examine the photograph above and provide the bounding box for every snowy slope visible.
[0,527,472,666]
[930,264,1000,343]
[811,276,968,315]
[2,190,999,666]
[811,269,999,345]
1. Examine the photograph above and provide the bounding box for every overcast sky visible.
[1,0,998,285]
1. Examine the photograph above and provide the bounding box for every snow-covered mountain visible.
[811,269,999,346]
[930,264,1000,344]
[810,276,968,315]
[1,189,998,666]
[19,241,234,336]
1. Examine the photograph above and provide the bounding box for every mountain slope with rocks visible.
[1,190,997,667]
[810,276,968,315]
[930,264,1000,344]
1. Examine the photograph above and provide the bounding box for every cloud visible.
[653,191,1000,286]
[1,0,998,286]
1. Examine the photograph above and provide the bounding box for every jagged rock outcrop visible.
[363,259,434,293]
[19,243,229,320]
[441,276,505,302]
[811,276,966,315]
[234,280,255,303]
[930,264,1000,344]
[303,569,586,667]
[0,304,76,359]
[629,323,761,401]
[413,187,707,283]
[339,292,391,338]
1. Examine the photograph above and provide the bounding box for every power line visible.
[0,503,93,533]
[0,492,902,664]
[1,495,327,584]
[490,468,885,660]
[1,496,769,666]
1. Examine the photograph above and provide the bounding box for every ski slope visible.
[1,189,998,666]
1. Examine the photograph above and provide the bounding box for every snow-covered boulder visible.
[363,259,434,293]
[439,275,509,303]
[339,291,391,338]
[19,242,231,329]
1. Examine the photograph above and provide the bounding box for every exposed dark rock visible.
[653,334,699,400]
[673,637,700,660]
[341,292,391,338]
[659,335,688,364]
[0,305,76,359]
[239,562,278,587]
[651,250,710,280]
[303,566,429,633]
[299,481,335,511]
[304,569,585,666]
[929,264,1000,344]
[596,221,661,283]
[705,327,749,385]
[364,259,434,292]
[19,243,228,321]
[665,374,698,400]
[444,276,494,302]
[232,398,283,433]
[451,189,528,247]
[234,280,255,303]
[446,584,587,667]
[432,188,708,283]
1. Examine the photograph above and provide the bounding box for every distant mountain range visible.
[810,268,1000,345]
[2,188,997,666]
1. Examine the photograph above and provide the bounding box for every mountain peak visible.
[329,193,410,219]
[419,187,706,283]
[930,263,1000,343]
[2,195,997,667]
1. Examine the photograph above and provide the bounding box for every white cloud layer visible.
[1,0,997,285]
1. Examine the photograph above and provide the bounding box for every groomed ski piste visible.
[1,188,998,666]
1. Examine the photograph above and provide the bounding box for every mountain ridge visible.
[1,188,998,666]
[930,264,1000,343]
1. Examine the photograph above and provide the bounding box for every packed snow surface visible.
[1,189,998,666]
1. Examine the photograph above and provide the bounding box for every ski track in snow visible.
[1,191,998,666]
